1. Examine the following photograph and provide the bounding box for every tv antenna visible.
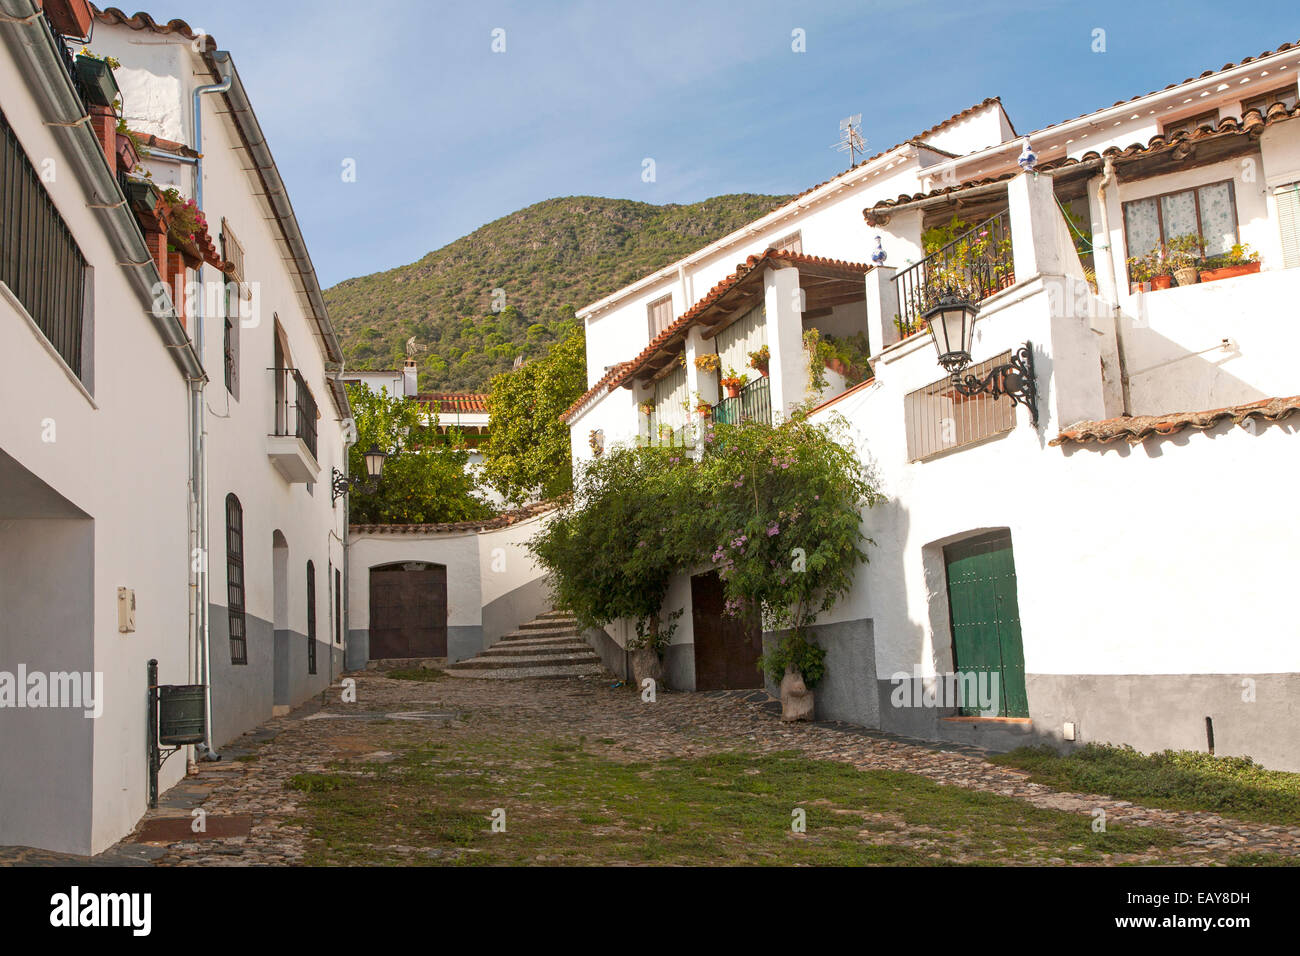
[833,114,866,169]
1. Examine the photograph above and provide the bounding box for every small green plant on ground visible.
[384,667,445,682]
[990,743,1300,826]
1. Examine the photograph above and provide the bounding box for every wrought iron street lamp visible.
[331,444,389,502]
[922,293,1040,427]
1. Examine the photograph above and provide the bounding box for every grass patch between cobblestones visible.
[287,734,1182,866]
[989,744,1300,826]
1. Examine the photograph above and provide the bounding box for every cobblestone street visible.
[4,669,1299,866]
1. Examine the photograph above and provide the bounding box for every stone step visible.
[444,662,605,680]
[446,651,601,671]
[499,627,579,642]
[481,641,592,658]
[518,617,578,631]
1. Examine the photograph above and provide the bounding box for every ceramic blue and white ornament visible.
[871,236,887,265]
[1018,139,1037,173]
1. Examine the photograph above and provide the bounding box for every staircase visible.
[444,610,605,680]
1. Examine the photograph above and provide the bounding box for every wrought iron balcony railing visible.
[892,212,1015,338]
[712,376,772,426]
[271,367,318,460]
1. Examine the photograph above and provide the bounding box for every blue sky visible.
[152,0,1299,288]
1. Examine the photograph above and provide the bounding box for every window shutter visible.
[1276,182,1300,270]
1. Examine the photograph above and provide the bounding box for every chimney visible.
[88,104,117,177]
[403,358,418,397]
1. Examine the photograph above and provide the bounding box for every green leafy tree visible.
[527,415,882,681]
[345,384,494,524]
[481,332,587,505]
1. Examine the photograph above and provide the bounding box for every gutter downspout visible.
[193,61,233,761]
[1095,156,1132,416]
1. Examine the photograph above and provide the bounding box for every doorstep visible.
[940,716,1033,724]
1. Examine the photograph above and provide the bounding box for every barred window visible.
[1,106,88,379]
[226,494,248,665]
[905,352,1016,461]
[306,560,317,675]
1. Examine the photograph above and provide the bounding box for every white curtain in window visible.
[1160,190,1199,245]
[1123,198,1161,257]
[653,362,689,432]
[716,304,767,378]
[1198,182,1237,255]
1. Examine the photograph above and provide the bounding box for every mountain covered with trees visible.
[324,194,792,392]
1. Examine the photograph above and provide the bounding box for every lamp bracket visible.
[950,341,1039,428]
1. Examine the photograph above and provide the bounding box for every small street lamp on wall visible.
[331,444,390,502]
[922,294,1040,427]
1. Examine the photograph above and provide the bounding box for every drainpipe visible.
[192,61,233,761]
[1095,156,1132,416]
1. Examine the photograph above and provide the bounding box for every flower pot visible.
[629,648,665,690]
[75,55,120,108]
[115,131,139,175]
[44,0,95,40]
[1200,261,1261,282]
[1150,274,1173,290]
[779,665,814,722]
[1173,266,1199,287]
[826,357,849,377]
[724,383,741,399]
[756,366,769,377]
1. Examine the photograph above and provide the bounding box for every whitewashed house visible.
[564,43,1300,769]
[0,0,350,854]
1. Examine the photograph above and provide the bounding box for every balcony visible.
[892,212,1014,339]
[712,375,772,425]
[266,367,320,482]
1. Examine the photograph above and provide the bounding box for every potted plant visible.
[720,367,745,398]
[760,631,826,722]
[74,50,122,109]
[1125,253,1152,293]
[694,352,720,374]
[1200,243,1262,282]
[1147,249,1174,290]
[44,0,95,39]
[693,394,712,418]
[638,401,654,417]
[747,344,770,377]
[1167,233,1204,286]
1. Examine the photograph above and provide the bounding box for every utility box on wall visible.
[117,587,136,633]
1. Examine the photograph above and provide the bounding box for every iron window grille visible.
[271,366,319,460]
[892,212,1014,335]
[226,494,248,665]
[1,106,88,379]
[306,560,317,675]
[905,351,1017,461]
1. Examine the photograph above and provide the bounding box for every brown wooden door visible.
[691,571,763,691]
[368,563,448,658]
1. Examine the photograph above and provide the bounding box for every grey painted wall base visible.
[345,629,369,671]
[665,643,695,692]
[447,625,485,664]
[1025,672,1300,771]
[762,619,878,726]
[583,627,628,680]
[482,574,554,650]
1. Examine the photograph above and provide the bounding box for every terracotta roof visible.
[1050,396,1300,447]
[417,392,490,414]
[605,249,871,392]
[92,6,216,50]
[129,128,199,159]
[561,361,632,424]
[1026,40,1300,138]
[350,500,560,535]
[867,103,1300,215]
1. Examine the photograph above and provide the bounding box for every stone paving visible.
[3,671,1298,865]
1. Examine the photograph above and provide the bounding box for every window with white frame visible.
[647,293,674,338]
[1122,179,1240,267]
[1242,84,1298,116]
[772,231,803,254]
[1162,110,1219,138]
[1277,182,1300,270]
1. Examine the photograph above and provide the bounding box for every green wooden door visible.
[943,532,1029,717]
